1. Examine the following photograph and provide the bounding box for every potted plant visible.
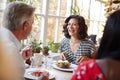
[31,39,42,53]
[48,41,60,53]
[42,46,49,56]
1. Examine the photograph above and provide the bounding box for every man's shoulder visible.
[0,27,10,38]
[0,27,9,32]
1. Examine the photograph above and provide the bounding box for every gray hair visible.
[2,2,35,31]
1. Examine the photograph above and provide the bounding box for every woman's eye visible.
[68,23,77,26]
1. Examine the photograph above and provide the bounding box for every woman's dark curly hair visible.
[63,15,88,39]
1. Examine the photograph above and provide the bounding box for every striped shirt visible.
[60,38,96,64]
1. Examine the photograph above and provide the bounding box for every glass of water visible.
[43,56,53,70]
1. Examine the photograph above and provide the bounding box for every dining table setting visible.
[24,52,77,80]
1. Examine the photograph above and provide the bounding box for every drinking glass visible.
[42,55,53,70]
[30,53,43,68]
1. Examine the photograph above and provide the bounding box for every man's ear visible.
[23,21,29,31]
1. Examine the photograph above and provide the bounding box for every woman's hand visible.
[60,52,66,60]
[76,56,90,64]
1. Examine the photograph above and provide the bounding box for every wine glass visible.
[41,52,53,70]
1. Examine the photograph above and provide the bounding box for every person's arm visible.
[60,52,67,60]
[76,51,96,64]
[20,46,33,60]
[76,56,90,63]
[91,51,96,58]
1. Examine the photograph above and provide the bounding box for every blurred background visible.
[0,0,119,46]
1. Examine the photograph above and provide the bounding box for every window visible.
[1,0,106,45]
[30,0,73,45]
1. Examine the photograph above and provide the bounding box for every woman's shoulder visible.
[81,39,95,46]
[96,59,120,80]
[60,37,69,44]
[96,59,120,69]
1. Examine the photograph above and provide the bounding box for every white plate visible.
[52,63,77,72]
[24,68,55,80]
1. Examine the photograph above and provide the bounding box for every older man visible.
[0,2,48,80]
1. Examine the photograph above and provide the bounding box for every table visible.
[24,52,74,80]
[49,68,73,80]
[24,65,73,80]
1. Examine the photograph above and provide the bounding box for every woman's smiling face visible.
[67,18,79,37]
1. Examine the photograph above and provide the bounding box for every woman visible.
[71,10,120,80]
[60,15,96,64]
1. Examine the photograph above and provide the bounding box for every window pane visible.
[34,0,43,13]
[28,16,42,42]
[90,0,104,21]
[58,18,65,42]
[77,0,90,19]
[46,17,56,44]
[60,0,67,16]
[48,0,57,15]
